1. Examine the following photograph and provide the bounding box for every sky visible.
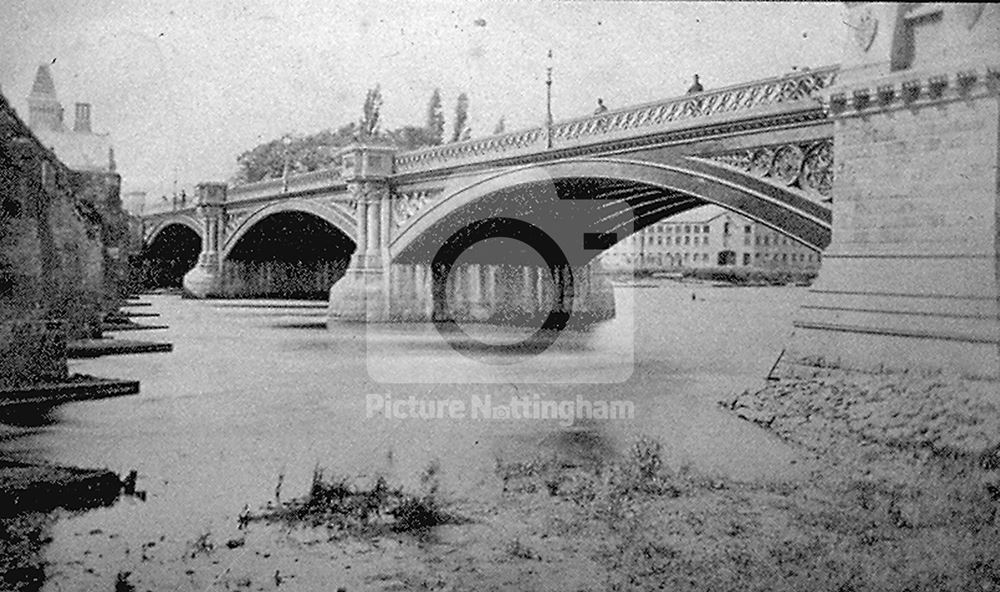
[1,1,848,197]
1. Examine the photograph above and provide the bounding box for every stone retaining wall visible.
[0,320,67,389]
[0,92,126,338]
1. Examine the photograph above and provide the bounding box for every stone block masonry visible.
[784,3,1000,379]
[0,320,67,390]
[1,92,127,340]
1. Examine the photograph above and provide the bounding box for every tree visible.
[385,125,437,151]
[234,138,287,184]
[233,122,360,185]
[360,84,383,139]
[451,92,469,143]
[492,116,506,135]
[425,88,445,146]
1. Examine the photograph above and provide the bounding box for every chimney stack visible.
[73,102,91,133]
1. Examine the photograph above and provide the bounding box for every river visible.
[1,282,812,590]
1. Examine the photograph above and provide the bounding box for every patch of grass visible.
[495,435,682,515]
[246,462,459,536]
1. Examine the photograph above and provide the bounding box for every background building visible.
[600,205,821,273]
[25,64,116,173]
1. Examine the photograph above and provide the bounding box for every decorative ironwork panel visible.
[393,189,443,227]
[704,139,833,200]
[799,142,834,198]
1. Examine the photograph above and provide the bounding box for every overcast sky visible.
[1,1,847,196]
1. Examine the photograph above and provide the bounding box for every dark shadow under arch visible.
[139,223,201,289]
[223,210,356,299]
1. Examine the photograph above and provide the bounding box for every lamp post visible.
[545,49,554,125]
[545,49,553,149]
[281,134,292,193]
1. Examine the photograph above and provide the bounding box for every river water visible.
[1,282,812,590]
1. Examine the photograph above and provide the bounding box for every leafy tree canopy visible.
[233,87,476,184]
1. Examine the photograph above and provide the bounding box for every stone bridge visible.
[142,65,837,318]
[139,3,1000,378]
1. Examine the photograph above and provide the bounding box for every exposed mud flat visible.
[25,418,1000,592]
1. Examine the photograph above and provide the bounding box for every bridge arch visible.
[140,219,203,289]
[221,200,356,260]
[220,200,357,299]
[144,216,203,247]
[390,155,831,266]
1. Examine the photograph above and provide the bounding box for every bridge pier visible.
[331,259,614,325]
[327,144,395,321]
[394,261,613,324]
[181,183,228,298]
[783,3,1000,379]
[326,143,616,326]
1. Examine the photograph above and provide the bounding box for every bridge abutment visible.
[783,3,1000,379]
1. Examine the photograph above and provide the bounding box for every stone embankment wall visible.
[1,92,128,386]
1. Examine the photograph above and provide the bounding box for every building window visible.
[743,253,751,266]
[684,225,691,233]
[744,225,751,234]
[703,225,710,233]
[693,226,700,234]
[744,237,750,246]
[703,236,709,246]
[684,236,690,245]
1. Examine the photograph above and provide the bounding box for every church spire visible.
[30,64,57,98]
[27,64,63,131]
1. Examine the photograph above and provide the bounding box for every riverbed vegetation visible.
[244,461,459,536]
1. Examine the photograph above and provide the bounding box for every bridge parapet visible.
[394,65,838,175]
[228,167,345,203]
[394,127,547,174]
[549,65,838,147]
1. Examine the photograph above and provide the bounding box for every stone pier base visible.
[327,264,389,322]
[181,259,224,299]
[328,261,615,325]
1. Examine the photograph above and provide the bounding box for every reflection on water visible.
[0,282,812,589]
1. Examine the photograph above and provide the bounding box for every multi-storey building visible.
[24,64,115,173]
[600,205,821,272]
